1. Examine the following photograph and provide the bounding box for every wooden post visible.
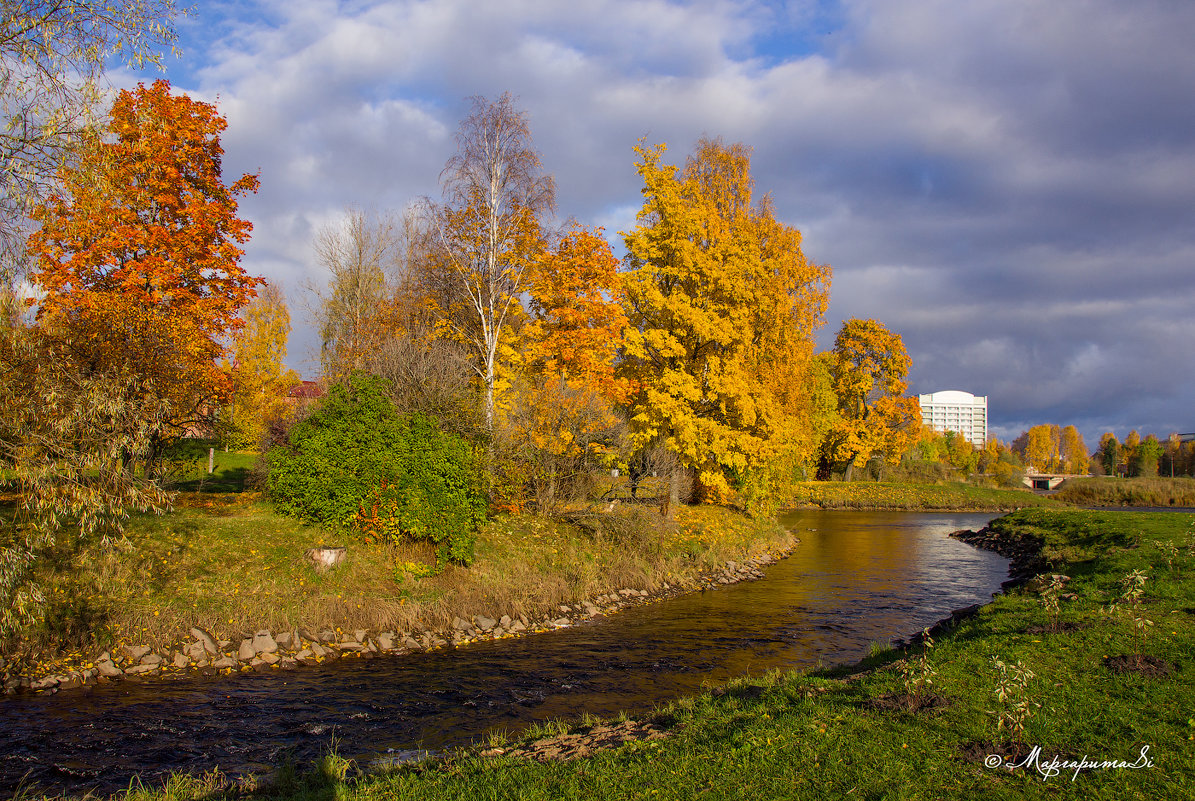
[208,447,215,474]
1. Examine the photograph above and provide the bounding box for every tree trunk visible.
[483,365,495,433]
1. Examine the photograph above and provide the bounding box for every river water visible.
[0,510,1007,797]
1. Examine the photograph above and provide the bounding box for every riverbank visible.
[104,507,1192,801]
[788,481,1060,511]
[1,495,796,696]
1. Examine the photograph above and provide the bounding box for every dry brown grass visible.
[1053,476,1195,507]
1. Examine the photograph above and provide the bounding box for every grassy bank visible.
[5,485,794,681]
[97,507,1194,801]
[1054,476,1195,508]
[789,480,1059,511]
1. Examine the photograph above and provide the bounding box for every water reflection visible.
[0,511,1005,797]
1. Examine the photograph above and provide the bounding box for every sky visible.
[113,0,1195,447]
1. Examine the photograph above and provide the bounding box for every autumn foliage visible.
[819,319,921,479]
[1011,424,1088,474]
[317,128,930,512]
[28,79,262,451]
[424,93,555,431]
[227,283,299,450]
[278,103,936,518]
[620,138,831,506]
[31,79,261,343]
[497,224,632,510]
[3,77,260,636]
[523,225,631,404]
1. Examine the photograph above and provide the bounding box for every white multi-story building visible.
[919,390,988,446]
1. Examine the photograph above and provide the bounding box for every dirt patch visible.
[1103,654,1176,678]
[865,692,950,713]
[482,720,671,762]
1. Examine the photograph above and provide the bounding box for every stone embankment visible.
[3,551,786,696]
[948,524,1047,587]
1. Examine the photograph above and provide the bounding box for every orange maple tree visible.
[523,224,632,404]
[28,79,262,454]
[503,225,631,510]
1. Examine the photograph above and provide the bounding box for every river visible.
[0,510,1007,797]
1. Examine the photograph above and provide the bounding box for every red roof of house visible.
[287,380,325,399]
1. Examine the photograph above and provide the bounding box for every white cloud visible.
[125,0,1195,445]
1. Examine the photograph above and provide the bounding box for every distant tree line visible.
[894,423,1195,486]
[1092,431,1194,478]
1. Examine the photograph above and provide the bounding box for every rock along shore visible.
[3,547,795,697]
[948,523,1047,588]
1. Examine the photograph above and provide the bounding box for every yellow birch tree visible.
[424,94,554,432]
[1059,424,1088,474]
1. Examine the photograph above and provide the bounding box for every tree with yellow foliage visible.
[1014,423,1087,474]
[312,208,396,380]
[818,319,920,480]
[1018,425,1055,473]
[620,138,831,508]
[1059,425,1088,474]
[227,283,299,450]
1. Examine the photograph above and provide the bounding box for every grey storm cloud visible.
[135,0,1195,446]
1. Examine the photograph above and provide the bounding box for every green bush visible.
[265,373,484,565]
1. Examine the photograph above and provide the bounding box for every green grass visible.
[789,481,1060,511]
[347,510,1195,800]
[158,446,259,493]
[16,493,403,670]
